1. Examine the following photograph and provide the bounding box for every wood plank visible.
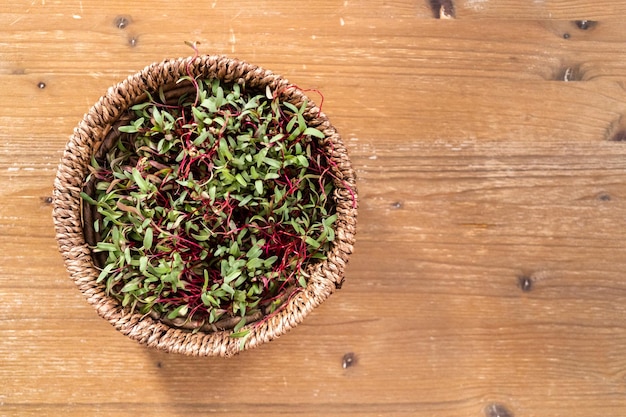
[2,20,626,79]
[456,1,626,20]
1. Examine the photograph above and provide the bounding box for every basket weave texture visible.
[52,55,357,357]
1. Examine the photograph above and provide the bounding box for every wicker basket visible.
[52,55,357,356]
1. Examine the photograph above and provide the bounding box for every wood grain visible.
[3,1,626,416]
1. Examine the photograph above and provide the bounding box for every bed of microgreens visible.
[81,77,337,335]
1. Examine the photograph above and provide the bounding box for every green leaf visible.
[143,227,153,249]
[264,256,278,267]
[193,129,211,146]
[235,173,247,187]
[262,157,281,169]
[131,102,152,111]
[246,244,263,259]
[96,242,118,252]
[152,107,163,127]
[233,317,246,332]
[201,292,219,307]
[249,165,259,179]
[118,125,138,133]
[221,170,235,184]
[192,106,207,124]
[296,155,310,167]
[214,245,226,257]
[269,133,285,144]
[132,168,149,193]
[303,127,325,139]
[246,257,263,269]
[254,180,263,195]
[298,274,307,287]
[191,230,212,241]
[223,269,242,284]
[286,116,298,133]
[202,98,217,113]
[208,185,216,200]
[264,172,280,180]
[97,263,115,283]
[80,191,97,205]
[255,148,268,168]
[219,138,233,160]
[139,256,148,272]
[297,113,307,133]
[233,287,247,301]
[166,304,189,320]
[238,195,253,207]
[229,241,240,256]
[274,187,284,203]
[124,247,132,265]
[221,282,235,295]
[230,329,250,339]
[121,279,140,293]
[324,213,338,226]
[215,86,225,107]
[305,236,321,249]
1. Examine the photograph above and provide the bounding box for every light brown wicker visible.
[52,55,357,357]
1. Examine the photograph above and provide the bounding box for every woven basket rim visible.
[52,55,357,357]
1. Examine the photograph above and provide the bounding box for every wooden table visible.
[3,1,626,415]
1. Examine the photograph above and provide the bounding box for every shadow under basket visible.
[52,55,357,357]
